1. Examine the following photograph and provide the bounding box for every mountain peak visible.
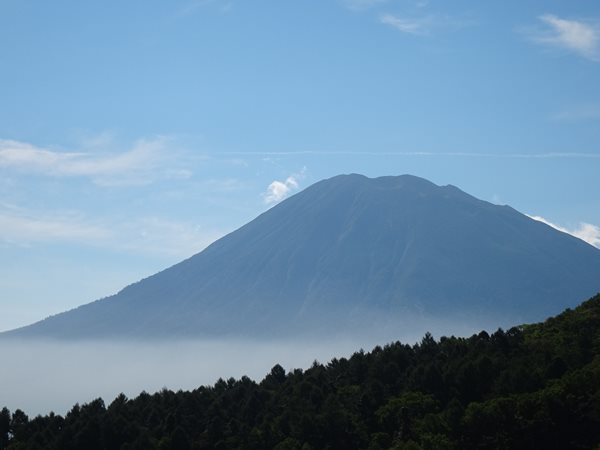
[323,173,438,189]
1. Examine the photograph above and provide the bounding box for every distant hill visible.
[4,174,600,339]
[3,294,600,449]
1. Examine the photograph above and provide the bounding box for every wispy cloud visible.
[217,150,600,159]
[202,178,246,192]
[380,13,432,35]
[528,215,600,249]
[379,12,475,36]
[0,210,110,246]
[0,205,224,258]
[526,14,600,62]
[0,137,190,186]
[173,0,232,18]
[120,217,224,258]
[552,104,600,122]
[341,0,388,12]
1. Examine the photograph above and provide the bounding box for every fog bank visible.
[0,337,396,416]
[0,317,496,417]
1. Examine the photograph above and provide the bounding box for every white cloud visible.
[528,14,600,61]
[0,137,190,186]
[528,215,600,248]
[263,177,298,205]
[263,168,306,205]
[575,223,600,248]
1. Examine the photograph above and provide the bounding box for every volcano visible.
[5,174,600,339]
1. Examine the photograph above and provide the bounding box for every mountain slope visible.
[5,174,600,339]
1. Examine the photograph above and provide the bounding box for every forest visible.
[2,294,599,450]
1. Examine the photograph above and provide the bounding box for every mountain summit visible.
[6,174,600,339]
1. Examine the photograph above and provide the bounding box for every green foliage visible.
[3,294,600,449]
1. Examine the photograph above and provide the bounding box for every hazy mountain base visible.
[2,295,599,450]
[3,301,515,340]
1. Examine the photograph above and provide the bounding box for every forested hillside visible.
[2,294,599,450]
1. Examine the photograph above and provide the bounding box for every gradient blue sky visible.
[1,0,599,331]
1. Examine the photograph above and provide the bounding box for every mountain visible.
[5,174,600,339]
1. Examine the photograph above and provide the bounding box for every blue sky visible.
[1,0,599,331]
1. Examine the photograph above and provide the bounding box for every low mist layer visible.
[0,337,387,416]
[0,316,488,416]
